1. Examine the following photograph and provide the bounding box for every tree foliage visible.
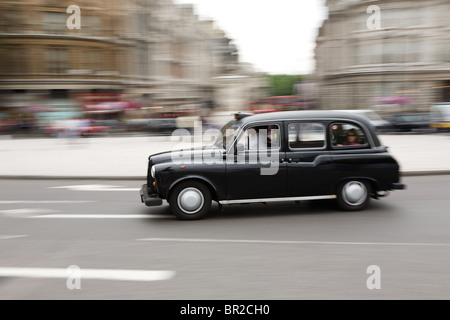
[266,74,303,96]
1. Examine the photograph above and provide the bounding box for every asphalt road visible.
[0,176,449,300]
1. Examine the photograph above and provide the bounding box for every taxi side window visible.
[330,123,368,147]
[288,122,325,149]
[237,124,280,151]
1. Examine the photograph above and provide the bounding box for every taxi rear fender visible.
[335,177,379,197]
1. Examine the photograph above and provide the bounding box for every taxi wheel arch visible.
[168,178,218,202]
[168,180,212,220]
[336,179,371,211]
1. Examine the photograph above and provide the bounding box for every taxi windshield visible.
[213,119,241,149]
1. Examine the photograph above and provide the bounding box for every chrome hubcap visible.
[342,181,367,206]
[177,187,204,214]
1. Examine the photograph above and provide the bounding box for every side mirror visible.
[235,143,245,154]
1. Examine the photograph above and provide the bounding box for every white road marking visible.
[0,267,175,282]
[0,235,28,240]
[0,208,61,217]
[137,238,450,247]
[33,214,166,219]
[50,185,139,192]
[0,201,96,204]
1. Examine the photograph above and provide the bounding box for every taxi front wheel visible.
[169,181,212,220]
[337,180,370,211]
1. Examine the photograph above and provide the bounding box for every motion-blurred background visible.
[1,0,450,137]
[2,1,450,301]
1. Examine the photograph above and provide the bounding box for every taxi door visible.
[226,122,287,200]
[284,121,333,197]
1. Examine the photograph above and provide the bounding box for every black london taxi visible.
[140,110,405,220]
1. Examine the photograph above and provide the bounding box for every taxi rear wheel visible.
[337,180,370,211]
[169,181,212,220]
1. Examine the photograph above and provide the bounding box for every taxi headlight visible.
[151,166,156,178]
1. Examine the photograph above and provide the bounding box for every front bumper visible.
[391,182,406,190]
[140,184,163,206]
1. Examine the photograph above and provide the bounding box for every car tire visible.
[337,180,370,211]
[169,181,212,220]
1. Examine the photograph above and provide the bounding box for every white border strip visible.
[219,195,336,205]
[0,235,28,240]
[32,214,165,219]
[0,201,97,204]
[137,237,450,247]
[0,267,175,282]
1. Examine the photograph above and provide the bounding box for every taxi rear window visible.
[330,122,368,148]
[288,122,325,149]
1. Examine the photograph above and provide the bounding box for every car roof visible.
[240,110,372,125]
[238,110,382,147]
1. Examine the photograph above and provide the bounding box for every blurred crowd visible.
[0,101,221,138]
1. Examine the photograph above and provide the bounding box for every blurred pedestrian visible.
[64,118,83,146]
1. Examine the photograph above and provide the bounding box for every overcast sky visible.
[173,0,329,75]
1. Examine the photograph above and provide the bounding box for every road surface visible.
[0,176,449,299]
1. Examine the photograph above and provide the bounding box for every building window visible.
[170,62,183,79]
[84,48,103,73]
[3,10,23,32]
[435,40,450,63]
[139,44,148,77]
[136,11,147,34]
[47,47,69,74]
[383,9,401,29]
[83,16,102,36]
[406,40,423,63]
[3,47,27,74]
[43,12,66,34]
[358,42,383,65]
[382,41,404,64]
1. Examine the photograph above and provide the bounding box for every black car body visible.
[140,110,405,220]
[389,113,431,132]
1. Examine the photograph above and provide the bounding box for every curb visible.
[1,171,450,180]
[401,170,450,177]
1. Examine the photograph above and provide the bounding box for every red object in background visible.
[84,101,128,113]
[80,120,110,136]
[371,96,415,105]
[76,93,121,103]
[252,108,277,114]
[248,95,305,115]
[77,93,142,114]
[84,101,142,114]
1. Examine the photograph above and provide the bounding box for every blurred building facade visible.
[315,0,450,114]
[126,0,246,109]
[0,0,268,130]
[213,63,270,112]
[0,0,128,124]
